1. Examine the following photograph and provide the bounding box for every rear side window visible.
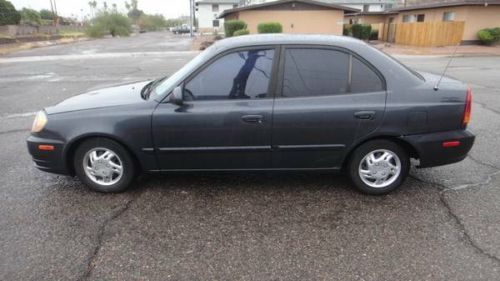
[283,49,349,97]
[184,48,275,101]
[282,48,384,98]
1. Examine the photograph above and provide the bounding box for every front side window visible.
[417,14,425,22]
[212,19,219,27]
[212,4,219,12]
[282,48,383,98]
[184,49,275,101]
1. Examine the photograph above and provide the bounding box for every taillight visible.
[463,88,472,127]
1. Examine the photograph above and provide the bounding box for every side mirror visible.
[169,85,183,105]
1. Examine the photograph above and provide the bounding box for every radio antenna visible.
[434,43,460,91]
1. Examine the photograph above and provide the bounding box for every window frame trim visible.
[276,44,387,99]
[179,45,281,103]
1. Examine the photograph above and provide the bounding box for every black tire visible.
[347,139,410,195]
[73,138,136,193]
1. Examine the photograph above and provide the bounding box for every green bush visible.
[86,12,132,38]
[343,25,352,36]
[490,27,500,39]
[369,29,379,40]
[0,0,21,25]
[224,20,247,37]
[257,22,282,34]
[21,8,42,26]
[351,24,372,40]
[477,28,500,45]
[233,29,249,36]
[39,9,54,20]
[138,14,167,31]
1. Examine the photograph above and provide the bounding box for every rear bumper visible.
[401,130,475,168]
[27,135,69,175]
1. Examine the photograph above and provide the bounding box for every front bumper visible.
[27,135,69,175]
[401,130,475,168]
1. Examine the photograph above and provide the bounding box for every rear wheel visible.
[347,140,410,195]
[73,138,136,193]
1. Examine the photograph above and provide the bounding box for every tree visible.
[0,0,21,25]
[39,9,54,20]
[138,14,167,31]
[86,12,132,38]
[21,8,42,26]
[125,0,143,21]
[88,1,97,18]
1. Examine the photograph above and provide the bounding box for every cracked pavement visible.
[1,32,500,280]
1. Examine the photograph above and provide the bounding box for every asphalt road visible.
[1,32,499,280]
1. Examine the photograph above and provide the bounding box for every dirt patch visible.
[191,34,224,51]
[0,36,90,56]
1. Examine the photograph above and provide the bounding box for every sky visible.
[10,0,191,20]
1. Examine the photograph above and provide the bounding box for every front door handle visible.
[354,111,376,120]
[241,115,263,123]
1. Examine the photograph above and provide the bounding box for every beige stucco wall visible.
[396,6,500,41]
[235,10,345,35]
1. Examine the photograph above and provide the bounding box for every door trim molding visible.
[157,145,272,152]
[274,144,346,151]
[154,144,346,153]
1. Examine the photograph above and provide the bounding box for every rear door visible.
[271,46,387,169]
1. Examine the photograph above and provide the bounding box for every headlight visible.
[31,111,48,133]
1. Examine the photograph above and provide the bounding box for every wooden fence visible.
[394,21,465,47]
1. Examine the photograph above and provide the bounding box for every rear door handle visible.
[241,115,263,123]
[354,111,376,120]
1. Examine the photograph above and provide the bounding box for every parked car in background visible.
[27,34,474,195]
[171,24,196,34]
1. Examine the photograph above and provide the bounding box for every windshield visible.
[152,45,216,100]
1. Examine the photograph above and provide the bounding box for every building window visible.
[402,14,416,23]
[212,19,219,27]
[363,4,369,12]
[443,11,455,22]
[212,4,219,12]
[233,4,238,8]
[417,14,425,22]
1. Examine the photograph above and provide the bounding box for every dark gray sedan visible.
[27,34,474,195]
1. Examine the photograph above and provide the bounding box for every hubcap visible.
[358,149,401,189]
[83,148,123,186]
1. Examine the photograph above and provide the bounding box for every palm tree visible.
[88,0,97,18]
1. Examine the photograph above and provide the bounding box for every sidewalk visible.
[372,42,500,56]
[0,36,89,56]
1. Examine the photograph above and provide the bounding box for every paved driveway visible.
[1,33,499,280]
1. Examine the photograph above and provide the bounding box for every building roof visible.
[345,11,398,17]
[219,0,359,18]
[392,0,500,12]
[211,33,364,49]
[196,0,239,4]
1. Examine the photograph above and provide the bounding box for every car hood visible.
[45,80,152,115]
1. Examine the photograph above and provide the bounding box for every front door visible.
[271,46,386,169]
[152,47,278,170]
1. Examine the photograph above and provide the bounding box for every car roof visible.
[210,34,366,51]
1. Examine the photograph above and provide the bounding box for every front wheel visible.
[347,140,410,195]
[73,138,136,193]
